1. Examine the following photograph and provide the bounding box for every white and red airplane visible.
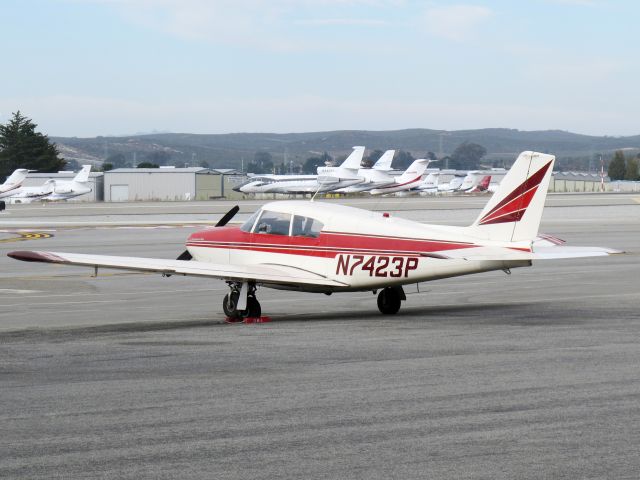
[8,152,619,319]
[465,175,492,193]
[369,159,431,195]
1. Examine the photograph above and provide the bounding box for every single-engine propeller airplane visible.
[8,152,620,319]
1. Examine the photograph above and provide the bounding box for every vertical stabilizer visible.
[398,159,429,183]
[2,169,29,189]
[73,165,92,183]
[421,172,440,189]
[338,146,366,170]
[468,175,491,193]
[459,171,480,191]
[469,151,555,242]
[372,150,395,171]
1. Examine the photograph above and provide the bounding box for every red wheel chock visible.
[225,316,272,324]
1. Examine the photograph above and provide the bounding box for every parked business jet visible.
[438,175,465,193]
[457,171,485,192]
[338,150,397,193]
[44,165,92,201]
[0,169,29,199]
[368,159,431,195]
[10,151,618,320]
[234,147,365,194]
[465,175,492,193]
[7,165,92,203]
[416,172,440,194]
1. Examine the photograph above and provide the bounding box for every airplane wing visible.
[427,245,622,261]
[7,251,349,287]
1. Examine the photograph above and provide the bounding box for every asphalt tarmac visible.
[1,195,639,479]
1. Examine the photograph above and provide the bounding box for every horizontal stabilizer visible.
[426,245,623,261]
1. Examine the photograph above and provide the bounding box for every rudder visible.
[469,151,555,242]
[73,165,92,183]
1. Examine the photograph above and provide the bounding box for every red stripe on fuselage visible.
[373,175,422,190]
[187,226,476,258]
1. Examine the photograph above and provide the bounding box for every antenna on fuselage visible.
[310,182,322,202]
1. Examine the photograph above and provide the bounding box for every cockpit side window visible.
[240,210,261,232]
[255,210,291,235]
[291,215,324,238]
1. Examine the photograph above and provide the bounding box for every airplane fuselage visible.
[185,201,529,292]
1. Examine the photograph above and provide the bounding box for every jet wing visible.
[428,245,622,261]
[7,251,349,287]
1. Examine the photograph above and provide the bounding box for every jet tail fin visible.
[73,165,92,183]
[3,169,29,187]
[468,151,555,242]
[372,150,395,171]
[478,175,491,190]
[338,146,365,170]
[398,159,429,183]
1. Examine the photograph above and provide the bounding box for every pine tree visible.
[0,111,65,181]
[607,150,626,180]
[625,156,639,181]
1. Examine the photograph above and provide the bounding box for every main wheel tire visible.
[246,297,261,318]
[377,287,401,315]
[223,292,241,319]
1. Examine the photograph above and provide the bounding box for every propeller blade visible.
[216,205,240,227]
[177,250,192,261]
[176,206,239,261]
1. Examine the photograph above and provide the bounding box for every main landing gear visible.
[223,281,261,320]
[376,286,406,315]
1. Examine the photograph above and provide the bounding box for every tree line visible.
[8,111,637,180]
[607,150,640,181]
[247,141,488,174]
[0,111,66,181]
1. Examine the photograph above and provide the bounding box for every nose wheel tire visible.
[377,287,402,315]
[223,292,240,318]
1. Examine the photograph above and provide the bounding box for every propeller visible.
[176,250,192,261]
[176,205,240,261]
[215,205,240,227]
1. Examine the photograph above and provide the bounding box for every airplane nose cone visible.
[232,185,242,192]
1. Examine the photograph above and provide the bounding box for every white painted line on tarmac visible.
[0,288,41,294]
[0,287,227,300]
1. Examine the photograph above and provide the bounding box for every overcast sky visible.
[1,0,638,137]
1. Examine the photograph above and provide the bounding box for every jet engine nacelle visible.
[53,185,74,194]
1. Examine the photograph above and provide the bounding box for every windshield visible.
[240,210,261,232]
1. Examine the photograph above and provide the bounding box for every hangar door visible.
[110,185,129,202]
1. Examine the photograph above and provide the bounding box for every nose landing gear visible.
[223,281,261,320]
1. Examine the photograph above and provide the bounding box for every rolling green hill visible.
[52,128,640,170]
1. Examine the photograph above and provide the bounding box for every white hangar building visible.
[104,167,246,202]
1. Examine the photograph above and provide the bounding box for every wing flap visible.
[7,251,348,287]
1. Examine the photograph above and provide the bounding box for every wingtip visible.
[7,251,61,263]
